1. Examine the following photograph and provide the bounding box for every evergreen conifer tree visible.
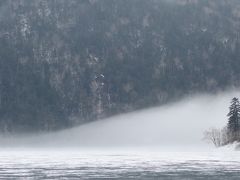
[227,97,240,141]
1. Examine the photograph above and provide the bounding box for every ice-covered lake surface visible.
[0,148,240,180]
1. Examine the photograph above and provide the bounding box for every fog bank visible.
[0,90,239,149]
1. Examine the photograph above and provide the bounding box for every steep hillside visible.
[0,0,240,132]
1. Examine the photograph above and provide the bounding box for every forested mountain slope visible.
[0,0,240,132]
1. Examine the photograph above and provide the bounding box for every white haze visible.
[0,90,239,150]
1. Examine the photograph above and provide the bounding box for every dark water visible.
[0,150,240,179]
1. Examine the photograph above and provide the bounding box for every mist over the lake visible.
[1,1,240,179]
[0,90,238,150]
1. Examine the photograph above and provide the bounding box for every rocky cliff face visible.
[0,0,240,132]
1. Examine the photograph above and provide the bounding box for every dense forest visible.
[0,0,240,132]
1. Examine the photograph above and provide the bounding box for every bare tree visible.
[203,128,222,147]
[221,127,230,146]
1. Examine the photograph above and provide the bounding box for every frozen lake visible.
[0,149,240,179]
